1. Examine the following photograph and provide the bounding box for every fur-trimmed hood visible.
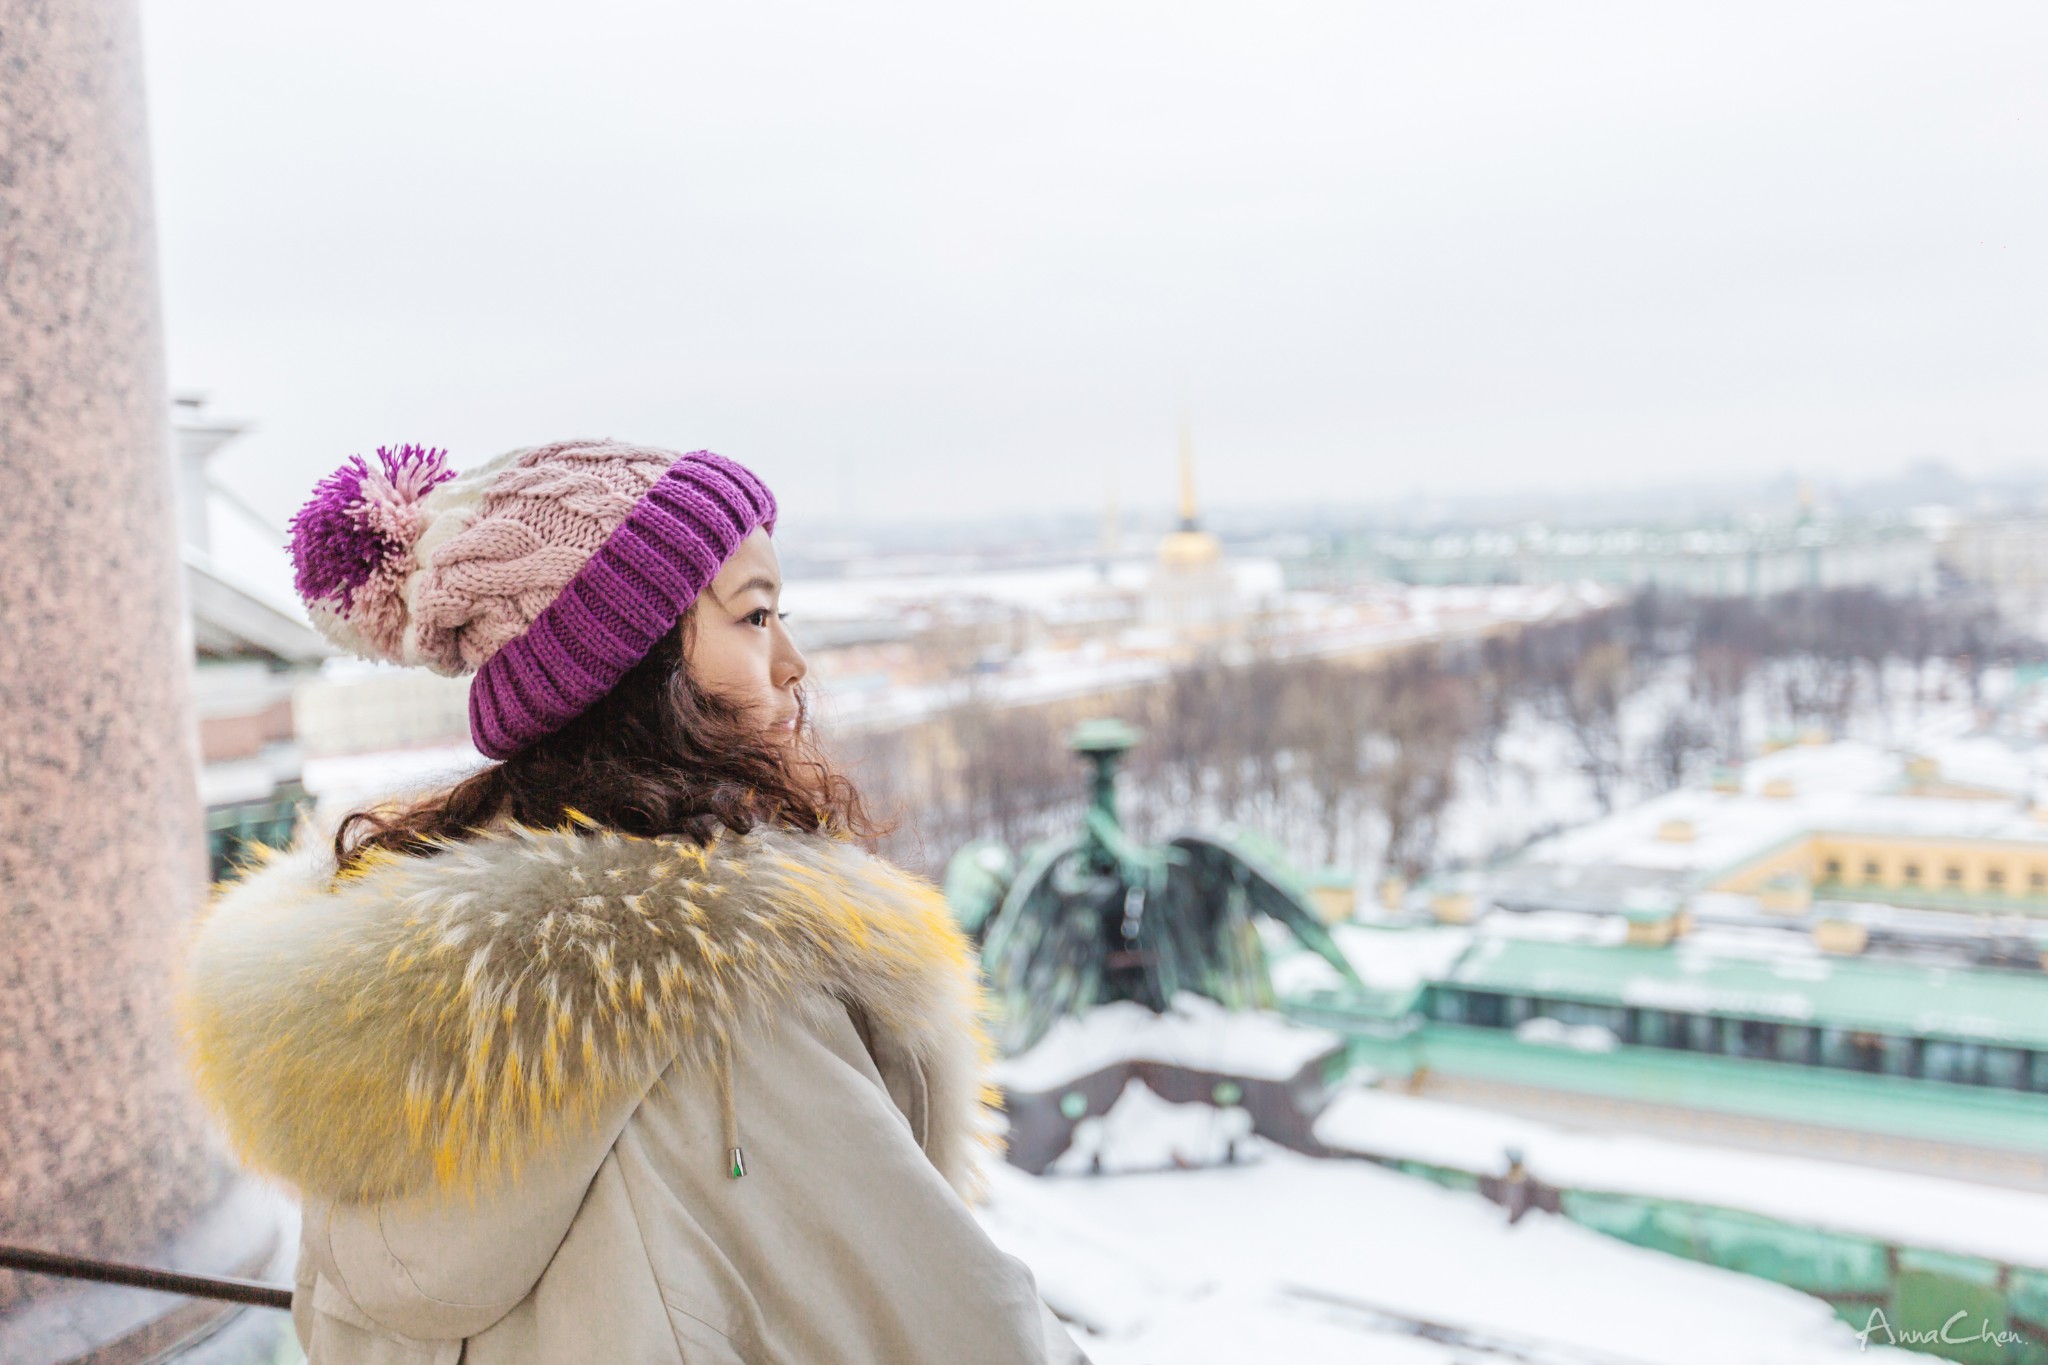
[180,820,995,1205]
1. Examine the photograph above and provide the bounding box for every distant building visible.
[1942,514,2048,629]
[1280,732,2048,1189]
[1290,513,1938,599]
[172,396,330,878]
[1467,735,2048,963]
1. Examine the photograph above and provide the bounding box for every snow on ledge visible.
[1050,1078,1258,1175]
[996,994,1342,1094]
[1513,1017,1620,1052]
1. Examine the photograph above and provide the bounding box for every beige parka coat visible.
[180,819,1087,1363]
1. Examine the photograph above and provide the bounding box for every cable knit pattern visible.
[411,441,675,673]
[285,438,777,755]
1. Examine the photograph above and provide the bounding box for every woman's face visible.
[683,528,807,740]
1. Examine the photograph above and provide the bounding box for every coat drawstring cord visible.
[718,1034,745,1179]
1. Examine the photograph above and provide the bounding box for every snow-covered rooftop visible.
[1268,923,1473,998]
[1495,738,2048,920]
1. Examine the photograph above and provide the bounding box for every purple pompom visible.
[288,444,455,610]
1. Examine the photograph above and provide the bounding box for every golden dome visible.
[1157,528,1222,570]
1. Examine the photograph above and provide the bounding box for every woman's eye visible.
[747,608,771,626]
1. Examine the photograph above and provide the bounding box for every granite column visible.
[0,1,285,1359]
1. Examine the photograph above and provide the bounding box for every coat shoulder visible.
[182,821,996,1203]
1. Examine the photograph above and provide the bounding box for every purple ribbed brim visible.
[469,450,777,759]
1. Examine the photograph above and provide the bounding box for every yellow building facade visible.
[1710,831,2048,911]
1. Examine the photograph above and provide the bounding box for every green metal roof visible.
[1440,936,2048,1050]
[1289,1016,2048,1155]
[1413,1023,2048,1156]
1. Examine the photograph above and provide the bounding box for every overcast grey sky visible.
[141,2,2046,530]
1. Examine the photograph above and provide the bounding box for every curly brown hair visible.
[333,608,881,871]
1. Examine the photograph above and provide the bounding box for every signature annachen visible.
[1854,1307,2025,1352]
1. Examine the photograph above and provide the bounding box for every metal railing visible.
[0,1243,292,1311]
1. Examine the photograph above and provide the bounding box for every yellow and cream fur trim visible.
[179,820,997,1204]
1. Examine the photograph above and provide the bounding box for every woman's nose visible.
[776,630,807,691]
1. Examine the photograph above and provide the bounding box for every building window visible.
[1823,859,1843,879]
[1620,1008,1643,1046]
[1639,1010,1683,1049]
[1881,1036,1917,1077]
[1864,860,1881,878]
[2031,1052,2048,1092]
[1903,863,1922,884]
[1725,1018,1779,1060]
[1922,1040,1985,1086]
[1944,866,1963,886]
[1982,1047,2026,1091]
[2032,869,2046,891]
[206,786,313,884]
[1431,989,1467,1024]
[1988,867,2007,888]
[1820,1027,1886,1073]
[1776,1026,1817,1065]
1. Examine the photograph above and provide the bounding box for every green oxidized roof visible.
[1440,936,2048,1050]
[1413,1023,2048,1154]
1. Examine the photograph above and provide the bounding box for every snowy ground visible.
[980,1005,1930,1364]
[977,1139,1917,1365]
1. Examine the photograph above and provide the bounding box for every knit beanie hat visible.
[287,439,778,759]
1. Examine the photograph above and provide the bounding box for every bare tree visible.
[1374,660,1472,880]
[831,582,2042,891]
[1646,708,1715,792]
[1557,640,1628,813]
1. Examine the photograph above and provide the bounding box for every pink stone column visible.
[0,2,284,1358]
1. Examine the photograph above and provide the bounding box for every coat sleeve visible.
[606,1000,1089,1365]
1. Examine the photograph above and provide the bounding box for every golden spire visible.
[1177,416,1199,531]
[1157,415,1222,573]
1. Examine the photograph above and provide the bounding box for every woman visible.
[180,440,1085,1363]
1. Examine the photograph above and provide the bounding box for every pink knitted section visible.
[411,440,676,674]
